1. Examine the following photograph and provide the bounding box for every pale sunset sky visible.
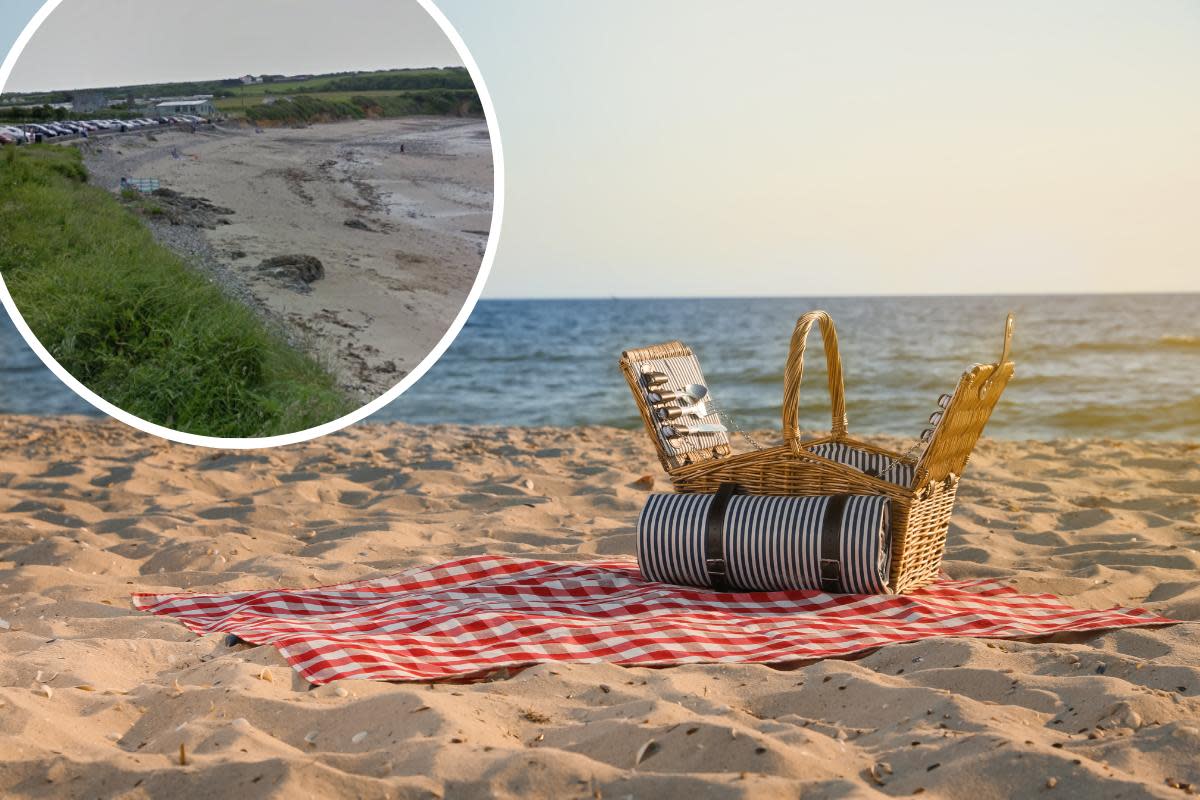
[3,1,1198,298]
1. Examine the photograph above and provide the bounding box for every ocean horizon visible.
[2,293,1197,441]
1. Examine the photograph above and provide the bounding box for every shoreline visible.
[77,117,493,402]
[8,411,1200,447]
[0,415,1197,796]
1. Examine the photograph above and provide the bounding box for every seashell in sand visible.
[634,739,660,766]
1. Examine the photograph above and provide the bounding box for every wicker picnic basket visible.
[621,310,1015,594]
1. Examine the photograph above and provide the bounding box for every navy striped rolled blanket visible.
[637,486,893,594]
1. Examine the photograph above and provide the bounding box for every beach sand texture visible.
[81,118,493,400]
[0,418,1197,798]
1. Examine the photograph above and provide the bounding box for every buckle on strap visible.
[703,483,739,591]
[819,495,849,594]
[819,558,842,590]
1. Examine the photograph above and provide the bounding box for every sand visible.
[0,417,1197,798]
[79,119,493,400]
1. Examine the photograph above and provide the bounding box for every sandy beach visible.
[0,417,1196,798]
[79,118,493,401]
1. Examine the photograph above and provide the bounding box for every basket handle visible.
[783,310,848,455]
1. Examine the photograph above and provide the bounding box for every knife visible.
[664,423,727,437]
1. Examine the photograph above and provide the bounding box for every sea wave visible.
[1159,335,1200,350]
[1025,336,1200,356]
[1041,396,1200,437]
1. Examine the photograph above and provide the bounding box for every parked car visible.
[1,126,28,143]
[0,132,16,145]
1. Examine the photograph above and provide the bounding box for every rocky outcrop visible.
[142,188,235,229]
[256,254,325,291]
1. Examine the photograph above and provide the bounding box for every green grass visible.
[228,89,481,124]
[214,89,449,112]
[0,144,353,437]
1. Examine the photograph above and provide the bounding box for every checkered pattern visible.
[132,555,1174,684]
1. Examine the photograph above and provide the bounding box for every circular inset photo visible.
[0,0,500,446]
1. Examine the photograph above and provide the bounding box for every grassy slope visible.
[0,145,352,437]
[216,68,481,122]
[228,89,481,123]
[214,88,471,110]
[229,68,473,97]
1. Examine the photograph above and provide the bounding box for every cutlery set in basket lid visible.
[620,310,1015,594]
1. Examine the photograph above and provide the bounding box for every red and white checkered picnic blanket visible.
[132,555,1174,684]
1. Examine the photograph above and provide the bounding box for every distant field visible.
[0,67,477,124]
[0,144,352,437]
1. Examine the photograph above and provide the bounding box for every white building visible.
[239,74,263,85]
[155,98,215,118]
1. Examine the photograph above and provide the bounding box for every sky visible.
[3,1,1199,298]
[2,0,461,91]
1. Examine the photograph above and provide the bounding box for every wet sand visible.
[81,118,493,401]
[0,418,1197,798]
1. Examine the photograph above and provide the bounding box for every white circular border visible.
[0,0,503,449]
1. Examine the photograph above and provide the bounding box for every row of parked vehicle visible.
[0,114,211,145]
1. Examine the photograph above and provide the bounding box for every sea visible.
[2,294,1197,441]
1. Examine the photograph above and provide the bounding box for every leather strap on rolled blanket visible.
[638,489,893,594]
[820,494,849,593]
[702,483,738,591]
